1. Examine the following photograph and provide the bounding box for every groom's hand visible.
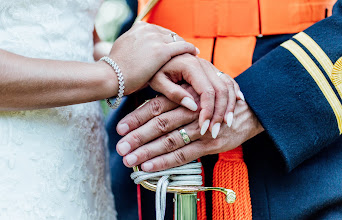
[116,85,264,172]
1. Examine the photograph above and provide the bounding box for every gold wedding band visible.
[179,128,191,144]
[137,99,151,109]
[170,32,177,42]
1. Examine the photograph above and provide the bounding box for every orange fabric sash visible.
[139,0,334,37]
[138,0,335,76]
[137,0,336,219]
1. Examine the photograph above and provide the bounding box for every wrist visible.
[246,105,265,139]
[98,56,126,109]
[93,61,118,98]
[253,118,265,137]
[94,41,112,61]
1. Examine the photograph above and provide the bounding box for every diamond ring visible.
[170,32,177,42]
[217,71,224,77]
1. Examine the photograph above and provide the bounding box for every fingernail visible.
[200,119,210,135]
[212,123,221,139]
[117,123,129,135]
[226,112,234,127]
[238,91,245,101]
[117,141,131,155]
[181,97,198,111]
[196,47,200,55]
[142,162,153,172]
[126,154,138,166]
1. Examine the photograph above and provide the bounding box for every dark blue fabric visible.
[140,185,174,220]
[292,37,342,104]
[235,1,342,218]
[117,0,138,37]
[236,42,340,172]
[107,1,139,219]
[107,88,161,220]
[244,135,342,219]
[106,97,139,220]
[252,34,295,64]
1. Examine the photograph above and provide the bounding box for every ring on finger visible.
[217,71,225,77]
[179,128,191,144]
[137,99,150,109]
[170,32,177,42]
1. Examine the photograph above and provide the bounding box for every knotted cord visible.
[131,162,203,220]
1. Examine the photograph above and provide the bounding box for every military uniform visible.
[135,0,342,219]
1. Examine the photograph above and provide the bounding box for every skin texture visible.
[0,21,198,111]
[93,30,112,61]
[93,26,244,130]
[117,85,264,172]
[149,55,243,134]
[1,21,235,126]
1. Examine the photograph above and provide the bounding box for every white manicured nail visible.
[212,123,221,139]
[117,141,131,155]
[238,91,245,101]
[226,112,234,127]
[142,162,153,172]
[196,47,200,55]
[126,154,137,166]
[117,123,129,135]
[181,97,198,111]
[200,119,210,135]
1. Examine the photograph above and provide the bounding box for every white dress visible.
[0,0,117,219]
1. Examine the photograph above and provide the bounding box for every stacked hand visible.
[116,84,264,172]
[101,21,244,133]
[108,22,264,172]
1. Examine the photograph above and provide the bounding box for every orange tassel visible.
[212,146,252,220]
[197,191,207,220]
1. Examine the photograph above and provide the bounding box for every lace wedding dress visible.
[0,0,117,219]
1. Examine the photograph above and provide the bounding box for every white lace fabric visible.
[0,0,116,219]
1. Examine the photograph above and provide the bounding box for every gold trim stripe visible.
[281,40,342,133]
[332,58,342,100]
[294,32,334,77]
[293,32,342,100]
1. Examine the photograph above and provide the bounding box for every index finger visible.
[116,96,178,136]
[141,140,207,172]
[150,55,216,133]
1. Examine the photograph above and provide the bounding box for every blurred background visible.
[96,0,135,43]
[95,1,142,220]
[95,0,138,116]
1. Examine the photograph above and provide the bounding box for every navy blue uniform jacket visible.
[235,0,342,218]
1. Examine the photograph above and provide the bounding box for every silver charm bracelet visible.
[100,56,125,109]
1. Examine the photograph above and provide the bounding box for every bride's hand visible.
[101,21,199,95]
[148,55,244,136]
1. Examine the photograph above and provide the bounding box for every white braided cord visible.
[130,162,203,220]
